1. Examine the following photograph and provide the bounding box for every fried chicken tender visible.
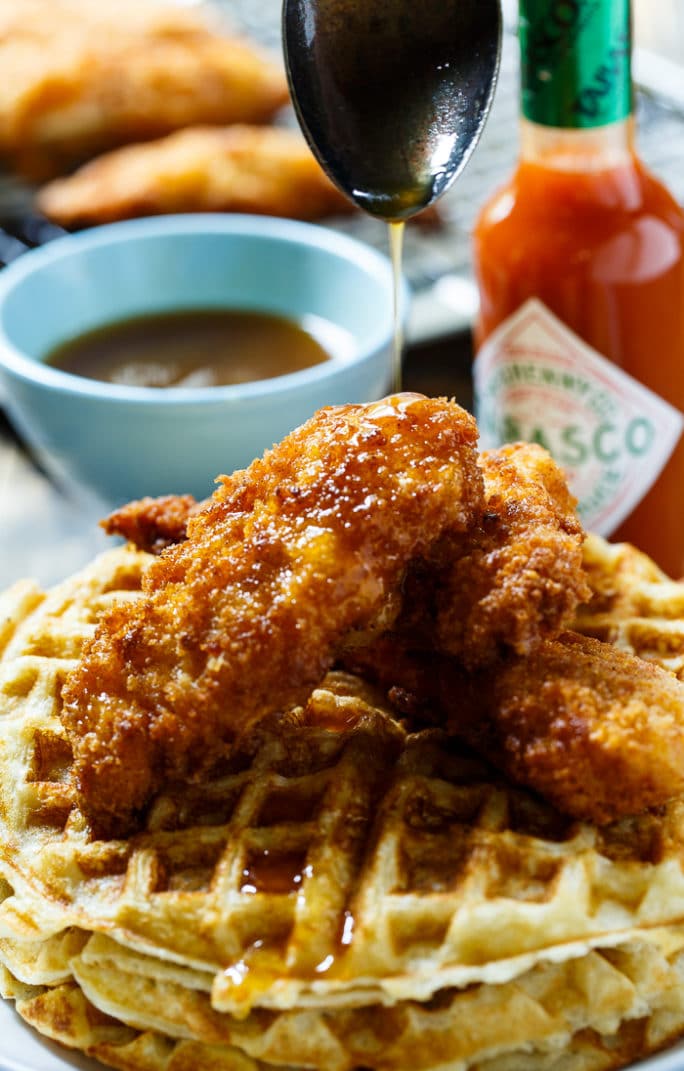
[0,0,289,180]
[101,494,201,556]
[346,631,684,824]
[37,125,355,227]
[104,445,590,667]
[61,394,483,835]
[391,441,591,667]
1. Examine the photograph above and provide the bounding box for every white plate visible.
[638,1046,684,1071]
[1,995,684,1071]
[0,999,100,1071]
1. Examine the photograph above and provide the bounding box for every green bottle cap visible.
[519,0,632,128]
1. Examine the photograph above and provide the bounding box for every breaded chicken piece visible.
[61,394,483,835]
[0,0,289,179]
[101,494,201,556]
[104,442,590,666]
[391,442,591,667]
[349,631,684,825]
[467,632,684,823]
[440,443,591,663]
[37,124,355,227]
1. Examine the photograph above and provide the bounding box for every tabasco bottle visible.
[472,0,684,578]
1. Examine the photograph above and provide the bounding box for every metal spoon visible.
[282,0,503,222]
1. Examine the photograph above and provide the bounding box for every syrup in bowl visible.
[45,308,356,389]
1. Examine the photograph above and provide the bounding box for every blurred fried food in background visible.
[0,0,288,181]
[37,124,355,226]
[1,0,444,226]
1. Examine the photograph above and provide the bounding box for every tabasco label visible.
[474,299,684,536]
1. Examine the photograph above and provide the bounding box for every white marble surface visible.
[0,427,110,591]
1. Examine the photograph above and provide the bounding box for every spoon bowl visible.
[283,0,502,221]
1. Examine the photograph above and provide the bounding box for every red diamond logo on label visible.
[474,299,684,536]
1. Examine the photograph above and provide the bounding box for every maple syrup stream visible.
[389,221,405,391]
[282,0,502,395]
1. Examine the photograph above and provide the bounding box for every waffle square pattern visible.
[1,539,684,1070]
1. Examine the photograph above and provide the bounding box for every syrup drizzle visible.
[389,220,406,394]
[239,849,309,895]
[219,903,359,1010]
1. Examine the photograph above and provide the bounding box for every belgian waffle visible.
[4,926,684,1071]
[2,543,684,1071]
[574,534,684,679]
[64,927,684,1070]
[0,959,276,1071]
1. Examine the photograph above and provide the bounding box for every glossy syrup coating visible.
[60,394,482,835]
[106,441,591,666]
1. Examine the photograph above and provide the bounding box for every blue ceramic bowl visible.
[0,215,397,506]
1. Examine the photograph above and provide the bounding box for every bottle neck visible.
[519,0,633,131]
[519,115,635,170]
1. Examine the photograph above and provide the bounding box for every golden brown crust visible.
[388,441,591,667]
[61,395,483,836]
[101,495,201,556]
[102,444,589,666]
[440,442,590,663]
[346,630,684,825]
[37,124,355,226]
[470,631,684,823]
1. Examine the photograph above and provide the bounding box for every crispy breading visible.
[463,631,684,823]
[60,395,483,836]
[37,124,355,226]
[445,443,590,660]
[0,0,289,179]
[101,494,201,556]
[104,444,590,668]
[388,442,591,667]
[345,629,684,825]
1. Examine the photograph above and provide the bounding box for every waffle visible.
[3,925,684,1071]
[574,534,684,680]
[0,959,275,1071]
[4,553,684,1011]
[64,927,684,1069]
[2,543,684,1071]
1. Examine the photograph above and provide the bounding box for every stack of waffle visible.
[574,533,684,681]
[1,539,684,1070]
